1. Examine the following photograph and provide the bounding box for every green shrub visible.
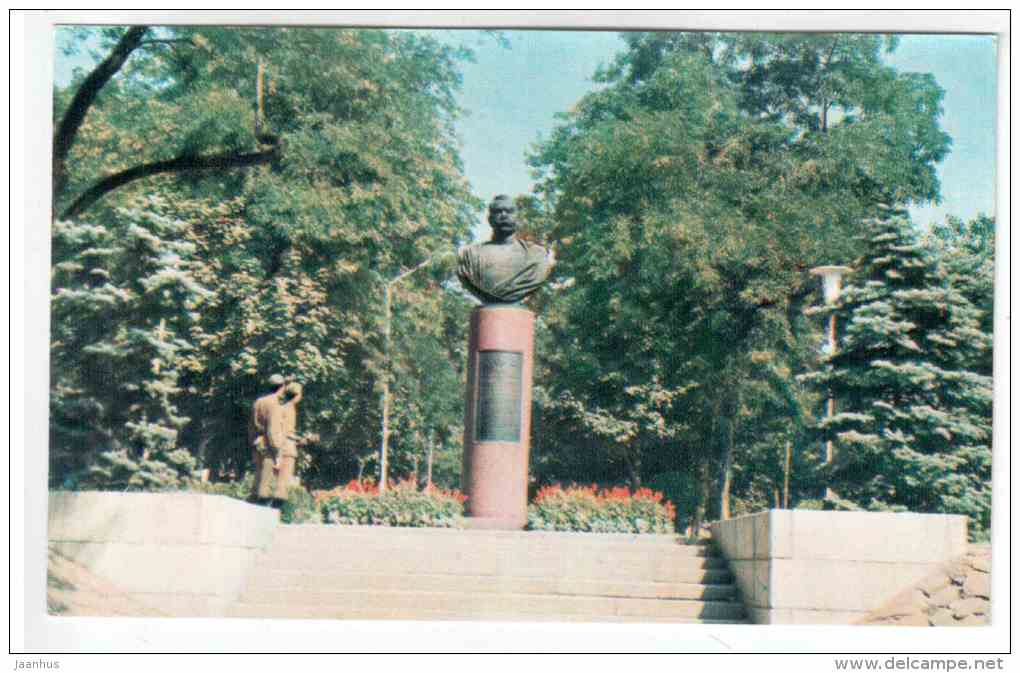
[645,470,699,533]
[188,472,255,501]
[65,448,200,492]
[795,495,862,512]
[527,484,677,534]
[280,484,320,524]
[189,476,318,522]
[316,479,466,528]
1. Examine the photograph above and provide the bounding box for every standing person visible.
[273,381,303,506]
[249,374,287,506]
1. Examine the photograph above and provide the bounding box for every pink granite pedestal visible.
[461,305,534,530]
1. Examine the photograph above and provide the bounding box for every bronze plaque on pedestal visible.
[475,350,523,442]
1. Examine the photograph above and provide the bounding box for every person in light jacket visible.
[249,374,287,505]
[274,381,303,502]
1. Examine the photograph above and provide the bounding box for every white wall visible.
[710,509,968,624]
[48,492,279,617]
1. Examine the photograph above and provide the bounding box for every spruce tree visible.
[803,205,993,535]
[50,198,209,489]
[927,214,996,377]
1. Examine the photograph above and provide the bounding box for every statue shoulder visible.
[458,243,482,260]
[519,239,556,265]
[255,392,282,410]
[518,238,549,253]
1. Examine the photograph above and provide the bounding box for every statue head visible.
[488,195,517,242]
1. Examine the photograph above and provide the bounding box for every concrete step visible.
[227,590,745,621]
[276,525,699,545]
[249,550,729,581]
[226,603,746,623]
[239,572,737,602]
[271,525,712,556]
[243,563,731,587]
[229,526,745,623]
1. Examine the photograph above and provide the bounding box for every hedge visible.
[315,479,466,528]
[527,484,677,534]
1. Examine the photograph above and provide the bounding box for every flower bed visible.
[315,479,466,528]
[527,484,677,534]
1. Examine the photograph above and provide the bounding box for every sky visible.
[440,29,625,233]
[448,31,998,240]
[55,29,999,242]
[884,35,999,229]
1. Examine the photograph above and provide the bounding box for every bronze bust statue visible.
[457,195,554,304]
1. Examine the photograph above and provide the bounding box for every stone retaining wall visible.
[709,509,968,624]
[48,491,279,617]
[858,544,991,626]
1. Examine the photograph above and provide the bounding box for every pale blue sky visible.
[446,29,624,233]
[884,34,999,229]
[55,29,998,240]
[451,31,998,240]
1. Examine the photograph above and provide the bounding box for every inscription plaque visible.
[475,350,523,442]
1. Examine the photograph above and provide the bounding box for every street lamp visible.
[810,265,852,501]
[378,249,456,492]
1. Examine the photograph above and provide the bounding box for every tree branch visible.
[819,37,840,133]
[139,38,192,47]
[823,37,839,68]
[53,26,149,199]
[59,146,281,221]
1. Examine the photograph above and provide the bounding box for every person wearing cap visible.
[249,374,287,505]
[274,381,303,501]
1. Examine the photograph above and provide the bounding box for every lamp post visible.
[810,265,852,501]
[379,249,455,492]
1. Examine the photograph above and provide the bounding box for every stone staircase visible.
[227,525,747,623]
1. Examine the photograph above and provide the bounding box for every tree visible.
[380,280,472,489]
[802,206,993,534]
[50,197,210,488]
[54,27,281,219]
[51,26,483,489]
[526,31,952,524]
[927,214,996,376]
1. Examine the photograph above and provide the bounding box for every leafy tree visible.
[802,206,993,534]
[526,31,952,524]
[382,281,472,489]
[726,350,821,514]
[51,26,482,489]
[54,26,279,219]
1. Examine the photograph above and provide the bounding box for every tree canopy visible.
[52,25,482,488]
[49,27,993,537]
[525,31,960,526]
